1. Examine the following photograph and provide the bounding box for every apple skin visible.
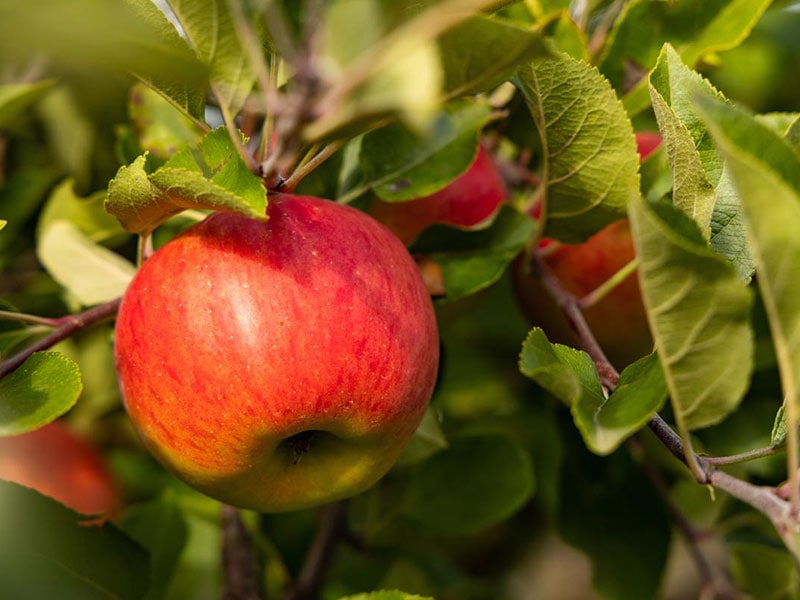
[512,132,661,369]
[114,193,439,513]
[0,422,120,517]
[369,145,506,245]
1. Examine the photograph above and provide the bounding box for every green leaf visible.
[0,352,82,437]
[515,55,639,242]
[696,93,800,432]
[0,480,149,600]
[729,541,800,599]
[359,99,493,202]
[438,15,549,98]
[628,197,753,431]
[772,404,787,448]
[397,407,448,466]
[402,432,534,535]
[167,0,256,114]
[649,44,754,278]
[519,327,605,408]
[412,205,536,301]
[339,592,434,600]
[122,493,189,600]
[598,0,771,94]
[525,0,571,19]
[128,83,206,160]
[575,354,667,455]
[545,11,589,61]
[37,220,135,305]
[106,128,267,234]
[0,80,56,129]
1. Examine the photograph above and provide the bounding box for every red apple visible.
[369,145,506,244]
[114,194,439,513]
[0,421,120,518]
[512,132,661,368]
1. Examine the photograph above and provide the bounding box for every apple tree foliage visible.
[1,0,800,598]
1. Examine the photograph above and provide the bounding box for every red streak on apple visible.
[115,194,439,512]
[0,422,120,518]
[370,145,506,244]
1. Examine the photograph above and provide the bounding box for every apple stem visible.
[221,505,265,600]
[284,500,350,600]
[0,298,122,381]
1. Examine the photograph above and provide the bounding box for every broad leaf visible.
[0,80,56,129]
[37,220,135,306]
[628,197,753,431]
[402,432,534,535]
[167,0,256,114]
[397,407,448,466]
[515,55,639,242]
[107,128,267,234]
[696,94,800,431]
[729,541,800,599]
[649,44,754,278]
[359,99,493,202]
[438,15,549,98]
[412,205,536,301]
[0,481,149,600]
[0,352,82,436]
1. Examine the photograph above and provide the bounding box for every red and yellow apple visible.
[114,194,439,513]
[369,145,507,245]
[0,421,120,518]
[513,132,662,369]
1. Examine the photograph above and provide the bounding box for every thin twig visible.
[0,310,60,328]
[578,257,639,309]
[704,445,780,467]
[0,298,122,380]
[221,505,266,600]
[283,500,349,600]
[281,140,345,192]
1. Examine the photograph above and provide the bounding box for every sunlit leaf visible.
[37,220,135,306]
[628,197,753,431]
[106,128,267,234]
[0,352,82,436]
[515,55,639,242]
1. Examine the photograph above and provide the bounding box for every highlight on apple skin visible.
[114,194,440,513]
[0,421,120,518]
[369,145,507,245]
[512,132,662,369]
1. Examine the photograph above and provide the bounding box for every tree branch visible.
[222,504,265,600]
[283,500,349,600]
[0,298,122,380]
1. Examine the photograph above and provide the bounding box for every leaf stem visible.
[281,141,345,192]
[0,310,60,328]
[578,257,639,309]
[703,445,780,466]
[283,500,349,600]
[0,298,122,380]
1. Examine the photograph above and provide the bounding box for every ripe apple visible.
[114,193,439,513]
[369,145,506,244]
[0,421,120,518]
[512,132,662,369]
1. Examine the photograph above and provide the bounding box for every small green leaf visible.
[167,0,256,114]
[772,404,787,448]
[515,55,639,242]
[628,197,753,431]
[122,492,189,600]
[519,327,604,408]
[359,99,493,202]
[412,205,536,301]
[403,432,534,535]
[696,93,800,430]
[339,592,434,600]
[106,128,267,234]
[0,352,82,436]
[438,15,549,98]
[0,480,149,600]
[574,353,668,455]
[0,79,56,129]
[37,220,135,305]
[397,407,448,466]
